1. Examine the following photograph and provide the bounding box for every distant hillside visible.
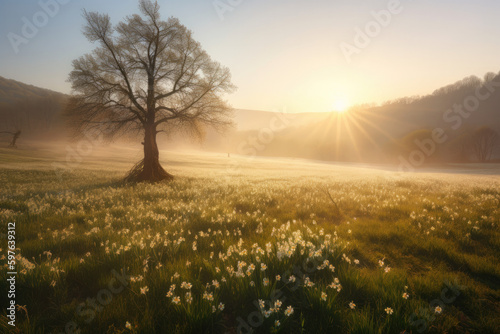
[233,109,328,131]
[0,76,67,139]
[214,72,500,163]
[1,73,499,163]
[0,76,66,104]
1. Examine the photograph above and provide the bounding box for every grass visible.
[0,145,499,333]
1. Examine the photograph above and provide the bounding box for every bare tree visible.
[471,126,499,162]
[9,130,21,148]
[0,130,21,148]
[67,0,235,182]
[0,112,23,148]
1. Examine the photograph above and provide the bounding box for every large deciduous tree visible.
[67,0,235,182]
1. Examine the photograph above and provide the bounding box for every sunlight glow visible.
[331,98,350,113]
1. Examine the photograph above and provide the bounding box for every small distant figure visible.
[228,153,230,158]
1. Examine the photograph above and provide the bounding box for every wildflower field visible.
[1,146,499,333]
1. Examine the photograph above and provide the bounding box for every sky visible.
[1,0,500,113]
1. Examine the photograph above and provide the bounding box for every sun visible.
[331,98,350,113]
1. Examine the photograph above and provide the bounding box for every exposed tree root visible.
[124,159,174,183]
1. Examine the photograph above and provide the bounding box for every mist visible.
[1,1,500,333]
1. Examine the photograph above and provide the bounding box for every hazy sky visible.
[1,0,500,113]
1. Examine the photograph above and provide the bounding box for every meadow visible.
[0,146,499,334]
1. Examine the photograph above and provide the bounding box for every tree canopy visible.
[67,0,235,181]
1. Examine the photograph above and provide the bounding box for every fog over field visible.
[1,73,500,170]
[1,0,500,333]
[1,146,499,333]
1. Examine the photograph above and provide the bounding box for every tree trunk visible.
[125,124,173,182]
[142,124,172,181]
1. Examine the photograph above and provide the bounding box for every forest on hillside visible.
[1,73,499,164]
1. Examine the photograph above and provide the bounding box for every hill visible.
[221,72,500,163]
[0,76,67,138]
[1,72,499,163]
[233,109,328,131]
